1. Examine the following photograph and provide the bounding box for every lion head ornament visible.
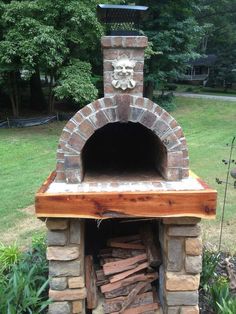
[111,55,136,90]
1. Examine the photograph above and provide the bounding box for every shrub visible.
[165,83,178,91]
[153,92,176,112]
[0,242,21,273]
[200,249,220,292]
[0,234,50,313]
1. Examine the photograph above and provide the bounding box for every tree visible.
[0,0,103,116]
[135,0,205,99]
[196,0,236,88]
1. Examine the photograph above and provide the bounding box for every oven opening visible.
[82,122,167,181]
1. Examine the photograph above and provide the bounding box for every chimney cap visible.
[97,4,148,36]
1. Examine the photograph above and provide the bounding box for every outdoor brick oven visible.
[35,7,217,314]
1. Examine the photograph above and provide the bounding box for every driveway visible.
[174,92,236,102]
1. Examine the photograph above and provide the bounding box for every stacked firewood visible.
[85,225,162,314]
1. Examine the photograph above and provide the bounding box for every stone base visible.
[159,218,202,314]
[46,217,202,314]
[46,218,86,314]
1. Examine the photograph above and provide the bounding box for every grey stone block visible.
[48,302,70,314]
[185,255,202,274]
[168,225,201,237]
[50,277,67,290]
[167,307,180,314]
[166,291,198,306]
[167,239,183,271]
[70,219,81,244]
[49,260,80,277]
[47,230,67,246]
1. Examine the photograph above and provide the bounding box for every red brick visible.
[134,61,144,71]
[162,132,179,149]
[166,168,182,181]
[103,71,113,83]
[153,104,163,116]
[64,155,81,169]
[57,150,64,160]
[170,119,178,129]
[65,120,77,132]
[68,133,85,152]
[153,119,170,137]
[103,61,113,71]
[101,36,112,48]
[132,49,145,60]
[140,111,157,128]
[123,37,137,47]
[167,151,183,168]
[182,168,189,178]
[135,97,144,107]
[80,105,92,117]
[182,149,189,158]
[56,161,64,172]
[161,110,172,124]
[58,140,66,150]
[65,168,82,183]
[73,112,83,124]
[91,99,103,111]
[103,97,115,108]
[111,36,123,47]
[183,158,189,167]
[55,171,66,182]
[78,119,95,139]
[116,94,131,122]
[144,99,155,111]
[60,130,71,142]
[103,108,117,122]
[104,84,114,95]
[103,49,119,60]
[136,36,148,47]
[90,110,109,129]
[174,127,184,139]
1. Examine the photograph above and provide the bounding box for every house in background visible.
[181,54,217,85]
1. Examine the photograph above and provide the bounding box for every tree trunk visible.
[30,67,46,110]
[9,72,20,117]
[48,73,55,113]
[144,81,154,100]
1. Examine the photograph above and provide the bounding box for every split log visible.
[140,224,161,267]
[101,273,158,293]
[85,255,98,309]
[108,241,145,250]
[104,291,154,313]
[96,269,109,286]
[109,234,141,243]
[109,262,149,283]
[112,248,145,259]
[103,254,147,276]
[119,281,149,313]
[111,302,159,314]
[104,283,152,299]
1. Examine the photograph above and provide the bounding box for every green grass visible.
[173,97,236,252]
[0,122,65,233]
[0,98,235,251]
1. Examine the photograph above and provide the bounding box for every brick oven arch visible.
[55,95,189,183]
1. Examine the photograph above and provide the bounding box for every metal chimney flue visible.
[97,4,148,36]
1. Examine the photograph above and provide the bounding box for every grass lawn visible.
[0,97,235,252]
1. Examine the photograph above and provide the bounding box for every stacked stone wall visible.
[159,218,202,314]
[46,219,86,314]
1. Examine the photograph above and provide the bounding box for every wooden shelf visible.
[35,172,217,220]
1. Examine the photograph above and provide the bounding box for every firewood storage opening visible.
[82,122,167,181]
[84,219,162,313]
